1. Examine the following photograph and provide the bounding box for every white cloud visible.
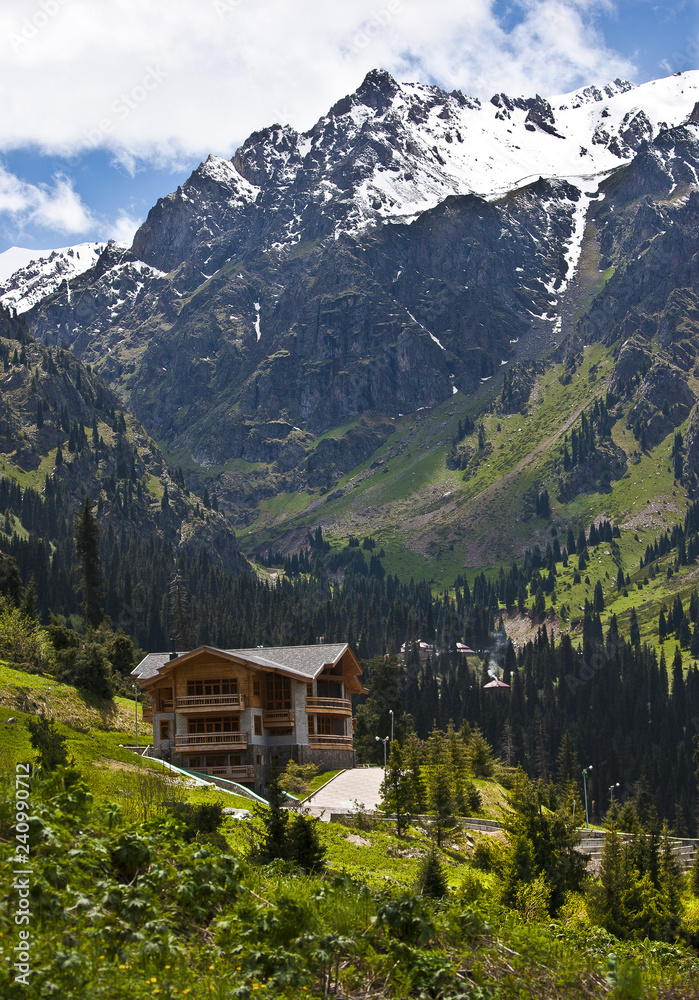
[0,164,95,234]
[0,0,637,166]
[108,210,142,245]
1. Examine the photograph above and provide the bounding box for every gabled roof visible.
[132,642,364,690]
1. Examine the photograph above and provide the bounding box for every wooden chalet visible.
[132,643,365,792]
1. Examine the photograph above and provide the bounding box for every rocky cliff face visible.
[17,69,699,521]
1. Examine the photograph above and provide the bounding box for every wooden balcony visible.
[263,709,295,728]
[175,693,245,713]
[142,706,152,723]
[307,734,354,748]
[158,699,174,712]
[190,764,255,782]
[175,731,248,751]
[306,697,352,715]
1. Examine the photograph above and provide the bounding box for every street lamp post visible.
[389,709,394,742]
[609,782,620,806]
[132,683,139,749]
[582,765,593,828]
[375,735,389,768]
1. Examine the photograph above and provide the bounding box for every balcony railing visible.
[306,697,352,714]
[158,699,174,712]
[142,707,153,723]
[175,693,245,712]
[263,709,295,728]
[190,765,255,782]
[307,734,354,747]
[175,731,248,750]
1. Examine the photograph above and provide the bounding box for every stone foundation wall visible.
[297,746,356,770]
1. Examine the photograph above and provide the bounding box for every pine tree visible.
[600,826,626,935]
[74,495,104,630]
[419,845,448,898]
[403,728,427,813]
[629,608,640,647]
[288,814,325,872]
[427,763,453,846]
[254,778,290,863]
[169,570,195,650]
[380,741,411,835]
[556,730,578,788]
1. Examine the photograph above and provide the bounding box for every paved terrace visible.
[302,767,385,820]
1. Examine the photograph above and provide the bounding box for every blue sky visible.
[0,0,696,255]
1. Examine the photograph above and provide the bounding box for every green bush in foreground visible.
[3,760,699,999]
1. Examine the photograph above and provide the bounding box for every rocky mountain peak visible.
[355,67,400,108]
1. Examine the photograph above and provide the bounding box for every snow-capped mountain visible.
[128,68,699,274]
[0,242,106,314]
[14,69,699,522]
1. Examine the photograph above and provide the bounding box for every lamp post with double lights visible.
[582,765,593,828]
[376,735,389,768]
[609,782,620,807]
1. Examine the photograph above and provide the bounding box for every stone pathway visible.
[302,767,385,820]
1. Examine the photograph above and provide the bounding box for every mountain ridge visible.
[2,67,699,577]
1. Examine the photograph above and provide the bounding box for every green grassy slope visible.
[0,664,253,810]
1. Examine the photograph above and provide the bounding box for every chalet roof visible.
[132,643,354,685]
[483,678,511,689]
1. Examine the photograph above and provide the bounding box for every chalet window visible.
[274,727,293,736]
[256,754,263,765]
[317,679,342,699]
[253,680,260,696]
[231,754,242,766]
[254,715,262,735]
[188,679,238,696]
[205,755,225,768]
[159,721,170,740]
[266,674,291,710]
[307,684,313,697]
[308,716,315,735]
[188,756,201,769]
[188,716,239,734]
[317,716,336,736]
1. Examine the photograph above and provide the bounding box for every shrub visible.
[26,716,70,771]
[464,780,482,813]
[456,868,487,903]
[471,835,507,874]
[514,872,552,922]
[55,641,114,698]
[279,761,318,798]
[169,801,224,842]
[0,596,53,668]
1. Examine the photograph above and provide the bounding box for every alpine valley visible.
[12,66,699,1000]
